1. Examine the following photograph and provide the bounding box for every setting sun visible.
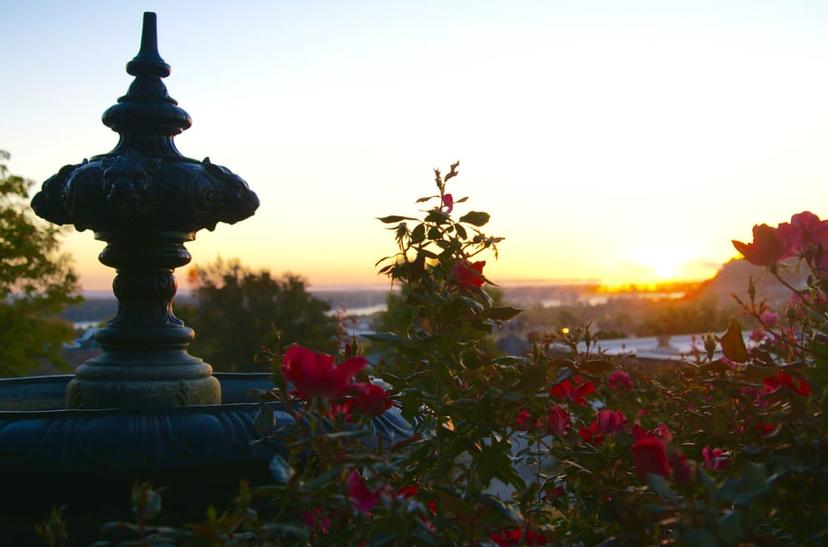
[625,245,691,282]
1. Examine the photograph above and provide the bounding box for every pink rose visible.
[608,370,634,390]
[702,446,729,471]
[759,310,779,328]
[347,471,382,513]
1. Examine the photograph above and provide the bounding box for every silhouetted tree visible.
[179,259,339,372]
[0,150,80,376]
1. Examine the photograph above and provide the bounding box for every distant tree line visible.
[0,150,80,376]
[508,295,737,340]
[176,259,340,372]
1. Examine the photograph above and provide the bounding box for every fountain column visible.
[31,12,259,408]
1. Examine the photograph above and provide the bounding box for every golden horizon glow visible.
[4,2,828,291]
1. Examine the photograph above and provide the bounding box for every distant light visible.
[561,327,570,335]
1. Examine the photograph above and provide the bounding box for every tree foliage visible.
[0,150,80,376]
[178,259,339,372]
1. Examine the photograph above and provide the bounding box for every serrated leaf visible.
[478,493,523,523]
[481,306,523,321]
[362,332,404,344]
[457,295,485,314]
[459,211,490,226]
[269,455,294,484]
[378,215,417,223]
[720,319,748,363]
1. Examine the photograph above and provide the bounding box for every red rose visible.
[763,370,811,397]
[670,451,694,486]
[549,376,595,406]
[631,424,647,439]
[452,260,486,288]
[545,405,571,437]
[328,399,354,422]
[396,484,418,499]
[515,409,538,431]
[631,436,671,479]
[347,471,382,514]
[755,422,776,436]
[608,370,634,390]
[578,421,603,446]
[302,507,332,534]
[441,193,454,213]
[596,409,627,435]
[350,383,393,417]
[282,344,366,401]
[732,224,790,266]
[490,527,548,546]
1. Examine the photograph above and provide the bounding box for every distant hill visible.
[693,259,806,306]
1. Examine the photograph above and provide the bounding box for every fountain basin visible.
[0,372,411,544]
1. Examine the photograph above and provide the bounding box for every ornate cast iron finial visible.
[30,12,260,409]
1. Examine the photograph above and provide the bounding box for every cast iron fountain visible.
[0,13,410,544]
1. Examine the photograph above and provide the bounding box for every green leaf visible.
[377,215,416,223]
[411,223,426,243]
[481,306,523,321]
[269,455,294,484]
[733,462,770,506]
[459,211,491,226]
[720,319,748,363]
[264,522,310,540]
[678,529,719,547]
[401,390,421,421]
[253,403,275,433]
[647,473,679,503]
[717,510,745,544]
[425,210,450,224]
[362,332,404,344]
[457,296,485,314]
[579,360,615,374]
[478,493,523,523]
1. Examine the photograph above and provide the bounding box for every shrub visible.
[75,169,827,546]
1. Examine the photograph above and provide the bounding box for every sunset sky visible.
[3,1,828,291]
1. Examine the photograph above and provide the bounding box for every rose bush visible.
[53,175,828,546]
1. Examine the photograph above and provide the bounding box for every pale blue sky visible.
[4,1,828,289]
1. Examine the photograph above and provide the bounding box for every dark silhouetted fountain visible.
[0,13,409,544]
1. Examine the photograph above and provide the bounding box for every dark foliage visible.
[177,259,339,372]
